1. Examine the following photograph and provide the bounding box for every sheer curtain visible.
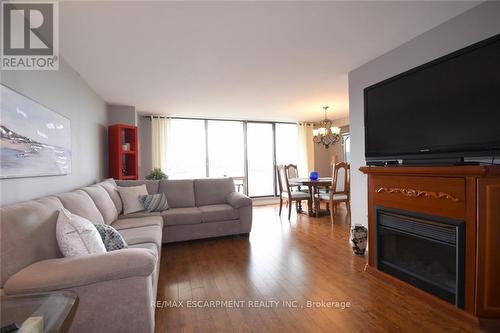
[297,123,314,177]
[151,116,169,173]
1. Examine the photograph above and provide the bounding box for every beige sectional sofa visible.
[0,177,252,333]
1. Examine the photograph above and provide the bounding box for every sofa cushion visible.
[83,185,118,224]
[57,190,105,224]
[56,208,107,257]
[161,207,202,226]
[139,193,169,212]
[94,224,128,251]
[95,179,123,214]
[198,204,239,223]
[117,211,162,220]
[0,196,63,288]
[194,178,235,206]
[118,185,148,215]
[115,180,159,194]
[112,216,163,230]
[118,225,162,251]
[158,179,195,208]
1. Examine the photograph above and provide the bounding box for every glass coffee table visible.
[0,291,78,333]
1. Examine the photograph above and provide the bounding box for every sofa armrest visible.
[4,248,156,295]
[226,191,252,209]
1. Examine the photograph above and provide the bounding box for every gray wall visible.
[1,59,108,205]
[348,1,500,227]
[108,104,137,126]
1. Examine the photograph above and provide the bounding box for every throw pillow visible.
[139,193,169,212]
[94,224,128,251]
[117,184,148,215]
[56,208,107,257]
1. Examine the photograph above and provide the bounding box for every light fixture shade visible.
[312,128,319,136]
[331,126,341,135]
[318,127,327,135]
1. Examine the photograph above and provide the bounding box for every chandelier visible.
[312,106,341,149]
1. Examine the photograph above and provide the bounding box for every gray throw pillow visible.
[139,193,169,212]
[94,224,128,251]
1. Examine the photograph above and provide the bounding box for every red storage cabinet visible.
[108,124,138,180]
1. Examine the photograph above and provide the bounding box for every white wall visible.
[348,1,500,227]
[1,59,107,205]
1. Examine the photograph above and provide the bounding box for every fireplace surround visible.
[360,165,500,329]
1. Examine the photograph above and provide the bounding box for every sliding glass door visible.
[246,123,275,197]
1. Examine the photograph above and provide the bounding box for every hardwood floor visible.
[155,205,482,333]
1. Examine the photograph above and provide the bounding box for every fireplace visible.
[376,207,465,308]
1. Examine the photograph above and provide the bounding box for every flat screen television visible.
[364,33,500,164]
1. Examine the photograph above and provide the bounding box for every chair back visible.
[276,164,292,197]
[332,162,350,196]
[285,164,299,179]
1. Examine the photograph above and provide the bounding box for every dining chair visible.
[285,164,308,193]
[315,162,351,224]
[277,165,311,220]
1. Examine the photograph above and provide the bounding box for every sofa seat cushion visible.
[112,216,163,230]
[161,207,202,226]
[199,204,239,223]
[118,225,162,251]
[129,242,157,257]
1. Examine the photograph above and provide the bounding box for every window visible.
[167,119,206,179]
[207,120,244,177]
[165,118,299,197]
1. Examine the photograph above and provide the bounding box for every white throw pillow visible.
[117,184,148,215]
[56,208,107,257]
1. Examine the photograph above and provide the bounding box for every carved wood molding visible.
[376,187,460,202]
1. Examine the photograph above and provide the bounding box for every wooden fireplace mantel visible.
[360,165,500,327]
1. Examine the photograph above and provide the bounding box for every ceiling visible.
[59,1,480,122]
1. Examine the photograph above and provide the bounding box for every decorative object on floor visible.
[350,224,368,255]
[93,224,128,251]
[56,208,106,257]
[145,168,168,180]
[139,193,169,212]
[0,84,72,179]
[312,106,341,148]
[309,171,319,181]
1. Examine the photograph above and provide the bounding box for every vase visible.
[350,224,368,255]
[309,171,319,181]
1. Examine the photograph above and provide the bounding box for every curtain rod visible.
[142,115,298,125]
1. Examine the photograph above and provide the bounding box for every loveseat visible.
[0,177,252,333]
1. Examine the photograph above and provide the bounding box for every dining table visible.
[288,177,332,216]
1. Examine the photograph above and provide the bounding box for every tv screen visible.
[364,34,500,161]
